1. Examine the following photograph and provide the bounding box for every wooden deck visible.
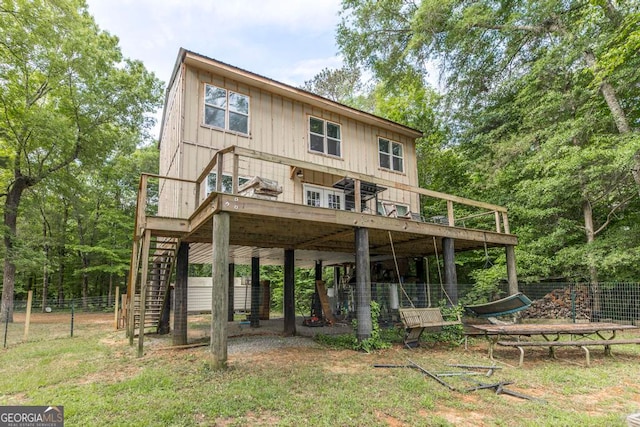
[144,192,517,266]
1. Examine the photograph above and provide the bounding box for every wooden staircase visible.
[127,233,178,339]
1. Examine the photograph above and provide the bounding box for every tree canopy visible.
[338,0,640,289]
[0,0,163,321]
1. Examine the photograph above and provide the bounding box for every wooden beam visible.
[284,249,296,336]
[228,263,235,322]
[137,231,151,357]
[173,242,189,345]
[210,212,230,369]
[506,245,518,295]
[250,256,260,328]
[355,227,372,341]
[442,237,458,306]
[215,151,224,193]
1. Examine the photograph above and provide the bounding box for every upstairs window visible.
[379,138,404,173]
[204,84,249,134]
[309,117,341,157]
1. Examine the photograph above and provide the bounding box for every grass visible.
[1,314,639,426]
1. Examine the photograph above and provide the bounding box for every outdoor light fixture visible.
[296,168,304,178]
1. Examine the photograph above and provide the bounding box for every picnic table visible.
[471,322,640,366]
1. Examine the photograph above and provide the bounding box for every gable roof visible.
[159,48,423,143]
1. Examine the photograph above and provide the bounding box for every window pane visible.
[393,156,403,172]
[327,123,340,139]
[327,193,342,210]
[397,205,409,216]
[379,138,389,153]
[229,92,249,114]
[229,112,248,134]
[205,85,227,108]
[238,177,250,187]
[221,175,233,193]
[207,173,217,194]
[327,138,340,156]
[205,105,225,128]
[310,117,324,135]
[392,142,403,156]
[379,152,390,169]
[310,134,324,153]
[306,190,321,207]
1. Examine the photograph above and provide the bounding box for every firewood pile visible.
[520,287,592,320]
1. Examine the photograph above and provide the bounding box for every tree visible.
[338,0,640,290]
[338,0,640,181]
[302,65,365,105]
[0,0,163,322]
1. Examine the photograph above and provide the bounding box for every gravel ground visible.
[227,335,320,355]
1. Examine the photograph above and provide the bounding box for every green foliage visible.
[354,301,392,352]
[0,0,163,313]
[339,0,640,283]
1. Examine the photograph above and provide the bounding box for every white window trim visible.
[203,83,250,135]
[308,116,342,158]
[303,184,345,210]
[378,137,404,173]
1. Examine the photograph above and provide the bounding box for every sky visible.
[85,0,344,90]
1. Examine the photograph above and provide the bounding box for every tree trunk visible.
[583,49,640,192]
[583,200,601,317]
[1,180,27,323]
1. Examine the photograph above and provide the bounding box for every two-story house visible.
[126,49,518,366]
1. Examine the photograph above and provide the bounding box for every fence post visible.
[23,290,33,341]
[114,286,120,330]
[571,287,576,323]
[70,299,75,337]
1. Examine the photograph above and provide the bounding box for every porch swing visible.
[391,233,462,348]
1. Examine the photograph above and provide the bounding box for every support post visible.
[250,256,260,328]
[442,238,458,306]
[312,260,323,318]
[415,258,427,308]
[137,231,151,357]
[228,263,235,322]
[355,227,372,341]
[173,242,189,346]
[284,249,296,336]
[210,212,230,369]
[158,286,171,335]
[505,245,519,295]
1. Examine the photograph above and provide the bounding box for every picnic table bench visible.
[472,322,639,367]
[498,338,640,367]
[399,307,461,348]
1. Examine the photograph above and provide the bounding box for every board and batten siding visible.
[158,64,185,218]
[162,62,421,216]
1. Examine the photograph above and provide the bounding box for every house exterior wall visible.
[159,52,421,219]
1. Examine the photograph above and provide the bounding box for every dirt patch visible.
[13,311,114,325]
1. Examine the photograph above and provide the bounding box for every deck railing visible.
[135,145,511,237]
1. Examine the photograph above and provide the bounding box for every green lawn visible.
[1,314,639,426]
